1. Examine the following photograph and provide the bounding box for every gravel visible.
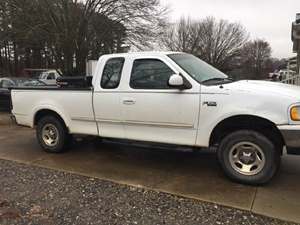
[0,159,297,225]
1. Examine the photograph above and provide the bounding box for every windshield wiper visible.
[201,77,233,85]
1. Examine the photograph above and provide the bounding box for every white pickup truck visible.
[11,52,300,185]
[39,69,61,85]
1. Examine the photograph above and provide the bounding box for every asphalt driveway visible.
[0,115,300,223]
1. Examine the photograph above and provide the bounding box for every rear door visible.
[93,57,126,139]
[120,56,200,146]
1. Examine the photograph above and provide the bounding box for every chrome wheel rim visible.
[229,141,266,176]
[42,124,59,147]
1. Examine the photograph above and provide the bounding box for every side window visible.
[101,57,125,89]
[130,59,174,89]
[48,73,55,80]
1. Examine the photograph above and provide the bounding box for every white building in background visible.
[292,13,300,73]
[279,13,300,85]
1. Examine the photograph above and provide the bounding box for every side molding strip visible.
[72,117,194,129]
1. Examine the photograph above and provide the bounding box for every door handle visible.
[123,99,136,105]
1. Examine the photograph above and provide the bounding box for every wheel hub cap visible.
[229,142,266,176]
[42,124,59,147]
[239,151,255,164]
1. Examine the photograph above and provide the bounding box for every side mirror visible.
[168,74,184,88]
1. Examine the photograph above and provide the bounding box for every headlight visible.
[290,106,300,121]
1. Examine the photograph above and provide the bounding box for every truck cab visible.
[91,52,202,145]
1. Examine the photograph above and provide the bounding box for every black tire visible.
[92,137,103,147]
[36,115,69,153]
[217,130,280,185]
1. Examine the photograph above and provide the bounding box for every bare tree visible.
[161,17,197,52]
[0,0,168,76]
[240,39,272,79]
[161,17,248,72]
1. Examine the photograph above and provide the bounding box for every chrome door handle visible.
[123,99,136,105]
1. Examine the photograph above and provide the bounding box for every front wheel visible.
[36,115,69,153]
[218,130,280,185]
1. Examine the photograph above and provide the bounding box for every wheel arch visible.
[33,108,69,132]
[209,115,285,153]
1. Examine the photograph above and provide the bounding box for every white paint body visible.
[11,52,300,148]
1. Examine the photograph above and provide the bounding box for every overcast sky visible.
[160,0,300,59]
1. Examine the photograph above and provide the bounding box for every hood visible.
[200,80,300,125]
[220,80,300,99]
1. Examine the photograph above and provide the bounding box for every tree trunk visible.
[25,48,31,68]
[13,42,19,76]
[0,48,3,74]
[6,41,13,76]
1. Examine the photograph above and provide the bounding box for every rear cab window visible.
[101,57,125,89]
[47,73,55,80]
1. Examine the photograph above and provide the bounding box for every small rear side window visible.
[101,57,125,89]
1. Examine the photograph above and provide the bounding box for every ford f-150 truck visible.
[10,52,300,185]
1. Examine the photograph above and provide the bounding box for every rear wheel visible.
[218,130,280,185]
[36,115,69,153]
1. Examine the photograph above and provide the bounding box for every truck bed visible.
[11,87,98,136]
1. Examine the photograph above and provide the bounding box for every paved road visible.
[0,122,300,223]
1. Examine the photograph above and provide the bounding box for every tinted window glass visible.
[168,53,227,83]
[130,59,174,89]
[48,73,55,80]
[101,58,125,89]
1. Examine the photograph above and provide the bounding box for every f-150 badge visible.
[203,101,217,107]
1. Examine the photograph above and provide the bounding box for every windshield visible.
[168,53,228,83]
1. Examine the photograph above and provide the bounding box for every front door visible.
[121,58,200,146]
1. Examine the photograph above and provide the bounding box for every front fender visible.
[196,95,290,147]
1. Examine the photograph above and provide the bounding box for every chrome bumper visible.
[278,125,300,155]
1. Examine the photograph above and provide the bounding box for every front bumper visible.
[278,125,300,155]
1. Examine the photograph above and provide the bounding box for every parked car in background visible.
[0,78,46,112]
[38,70,61,85]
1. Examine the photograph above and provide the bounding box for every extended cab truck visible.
[10,52,300,185]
